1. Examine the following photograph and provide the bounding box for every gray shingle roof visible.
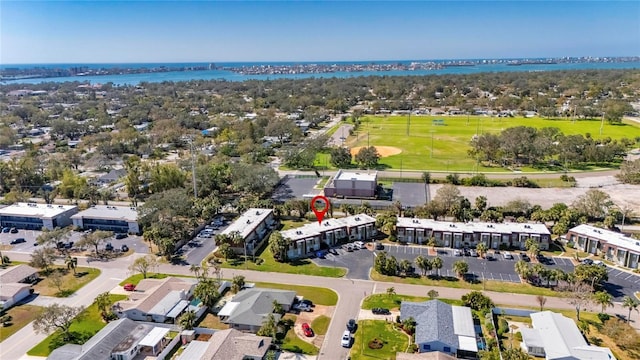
[225,288,295,327]
[0,264,38,283]
[400,300,458,348]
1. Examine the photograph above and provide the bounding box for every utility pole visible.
[406,106,411,136]
[600,112,605,135]
[188,136,198,198]
[430,130,435,159]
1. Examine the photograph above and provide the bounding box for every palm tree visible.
[536,295,547,311]
[386,287,396,298]
[452,260,469,280]
[622,296,639,323]
[399,259,412,276]
[272,300,283,315]
[0,251,10,266]
[65,256,77,275]
[189,264,201,279]
[232,275,245,293]
[592,291,613,313]
[95,292,111,322]
[179,310,196,330]
[415,255,432,277]
[476,243,488,258]
[431,257,443,278]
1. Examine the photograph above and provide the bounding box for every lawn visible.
[310,315,330,335]
[370,270,558,297]
[196,313,229,330]
[33,266,101,297]
[346,115,640,172]
[0,305,43,342]
[362,293,462,310]
[252,282,338,306]
[118,272,170,286]
[219,245,346,278]
[28,294,127,356]
[350,320,409,360]
[280,314,318,355]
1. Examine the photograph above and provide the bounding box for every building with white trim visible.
[520,311,616,360]
[0,202,78,230]
[566,224,640,269]
[220,208,277,256]
[71,205,140,234]
[396,218,551,250]
[279,214,376,259]
[324,169,378,198]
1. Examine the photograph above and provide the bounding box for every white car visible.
[354,241,366,249]
[341,330,352,347]
[453,249,463,256]
[503,252,513,259]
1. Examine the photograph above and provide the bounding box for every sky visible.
[1,1,639,64]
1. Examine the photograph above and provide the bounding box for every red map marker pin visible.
[310,195,330,225]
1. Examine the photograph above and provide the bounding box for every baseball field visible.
[340,115,640,172]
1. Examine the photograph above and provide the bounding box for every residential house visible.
[279,214,376,259]
[177,328,272,360]
[0,264,38,309]
[96,168,126,185]
[399,300,478,358]
[566,224,639,269]
[220,209,277,256]
[396,217,551,250]
[395,352,457,360]
[217,288,296,333]
[520,311,616,360]
[46,318,173,360]
[115,277,200,323]
[323,170,378,198]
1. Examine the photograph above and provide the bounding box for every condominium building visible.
[566,224,639,269]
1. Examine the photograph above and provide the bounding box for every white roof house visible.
[396,217,550,236]
[568,224,640,253]
[521,311,616,360]
[220,208,274,241]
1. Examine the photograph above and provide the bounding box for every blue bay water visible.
[2,61,639,86]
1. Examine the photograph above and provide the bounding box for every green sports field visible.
[344,115,640,172]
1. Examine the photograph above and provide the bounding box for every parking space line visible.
[625,274,635,280]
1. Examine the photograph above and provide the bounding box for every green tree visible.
[33,304,85,341]
[592,291,613,314]
[415,255,432,276]
[622,296,639,323]
[193,279,220,309]
[461,291,495,312]
[272,299,283,315]
[536,295,547,311]
[65,255,78,275]
[330,147,352,168]
[30,247,56,274]
[218,243,235,261]
[0,251,10,266]
[453,260,469,280]
[77,230,114,256]
[427,290,439,299]
[476,243,488,258]
[36,227,72,247]
[269,232,289,262]
[232,275,245,293]
[616,159,640,184]
[386,287,396,298]
[179,310,197,330]
[128,255,157,279]
[95,292,111,322]
[431,257,443,278]
[354,146,380,169]
[257,313,278,339]
[401,316,416,335]
[189,264,201,279]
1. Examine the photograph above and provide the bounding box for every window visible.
[423,344,431,350]
[444,346,451,353]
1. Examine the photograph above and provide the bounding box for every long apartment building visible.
[396,217,551,250]
[0,202,78,230]
[566,224,639,269]
[280,214,376,259]
[220,208,277,256]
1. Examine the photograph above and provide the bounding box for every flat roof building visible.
[0,202,78,230]
[566,224,640,269]
[220,208,277,256]
[324,169,378,198]
[396,217,551,250]
[71,205,140,234]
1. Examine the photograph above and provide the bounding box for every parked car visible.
[593,260,606,267]
[293,303,313,312]
[10,227,18,233]
[375,243,384,250]
[581,259,594,265]
[343,244,354,252]
[354,241,366,249]
[302,323,314,337]
[123,283,136,291]
[372,308,390,315]
[485,254,495,261]
[115,233,128,239]
[469,249,478,257]
[453,249,463,256]
[64,242,74,249]
[1,227,10,233]
[10,238,26,245]
[121,244,129,252]
[503,252,513,260]
[346,319,357,332]
[300,299,313,307]
[341,330,352,347]
[105,243,114,251]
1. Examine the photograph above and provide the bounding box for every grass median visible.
[0,305,44,342]
[33,266,101,297]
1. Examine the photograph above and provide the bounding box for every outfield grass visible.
[219,246,346,278]
[370,270,558,297]
[346,115,640,172]
[350,320,409,360]
[252,282,338,306]
[28,294,127,356]
[0,305,43,342]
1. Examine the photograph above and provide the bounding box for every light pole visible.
[430,130,435,159]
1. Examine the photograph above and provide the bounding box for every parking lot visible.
[0,228,149,255]
[604,267,640,300]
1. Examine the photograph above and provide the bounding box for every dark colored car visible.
[302,323,313,337]
[1,227,10,233]
[10,227,18,233]
[372,308,390,315]
[520,252,530,262]
[115,233,128,239]
[346,319,357,332]
[105,243,114,251]
[10,238,26,244]
[300,299,313,307]
[375,243,384,250]
[121,244,129,252]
